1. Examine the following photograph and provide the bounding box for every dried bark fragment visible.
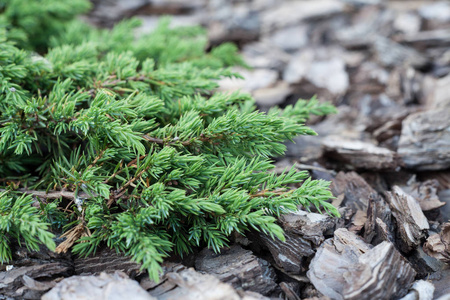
[364,194,393,245]
[401,179,446,211]
[42,271,154,300]
[74,247,142,276]
[330,171,378,212]
[308,228,416,300]
[373,36,429,68]
[307,228,372,300]
[0,262,73,299]
[423,222,450,264]
[194,245,277,295]
[343,242,416,300]
[323,136,398,170]
[142,262,269,300]
[258,231,313,274]
[385,186,430,253]
[398,109,450,171]
[255,210,335,274]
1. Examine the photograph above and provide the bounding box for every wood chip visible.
[398,109,450,171]
[323,136,398,170]
[385,186,430,253]
[423,222,450,264]
[308,228,416,300]
[194,245,277,295]
[42,271,154,300]
[143,262,269,300]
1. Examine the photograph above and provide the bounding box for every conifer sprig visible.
[0,0,338,280]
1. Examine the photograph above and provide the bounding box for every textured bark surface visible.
[74,247,142,276]
[308,229,416,300]
[424,222,450,264]
[194,245,277,295]
[254,210,335,274]
[323,137,398,170]
[330,171,377,213]
[0,262,73,300]
[385,186,430,253]
[42,271,154,300]
[398,109,450,170]
[142,262,270,300]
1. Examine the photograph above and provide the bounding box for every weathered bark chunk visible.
[330,171,377,212]
[398,109,450,170]
[401,179,446,211]
[42,271,154,300]
[194,245,277,295]
[364,194,393,245]
[385,186,430,253]
[307,228,372,300]
[323,136,397,170]
[423,222,450,264]
[0,262,73,299]
[74,247,142,276]
[142,262,269,300]
[255,210,335,274]
[308,229,416,300]
[343,242,416,300]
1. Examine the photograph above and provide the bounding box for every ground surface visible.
[1,0,450,299]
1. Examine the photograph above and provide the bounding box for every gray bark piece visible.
[0,262,72,299]
[401,179,446,211]
[143,263,269,300]
[398,109,450,170]
[385,186,430,253]
[343,242,416,300]
[42,271,154,300]
[308,229,416,300]
[307,229,372,300]
[423,222,450,264]
[255,210,335,274]
[194,245,277,295]
[373,36,428,68]
[364,194,393,245]
[323,136,397,170]
[261,0,345,33]
[330,171,377,212]
[74,247,142,276]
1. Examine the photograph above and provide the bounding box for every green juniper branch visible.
[0,0,339,281]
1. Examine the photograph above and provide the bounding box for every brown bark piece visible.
[385,186,430,253]
[194,245,277,295]
[423,222,450,264]
[330,171,378,213]
[364,194,393,245]
[0,262,73,299]
[398,109,450,171]
[307,228,372,300]
[308,229,416,300]
[343,242,416,300]
[402,179,446,211]
[255,210,335,274]
[74,247,142,276]
[323,136,398,170]
[42,271,154,300]
[143,262,270,300]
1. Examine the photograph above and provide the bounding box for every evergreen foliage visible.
[0,0,338,279]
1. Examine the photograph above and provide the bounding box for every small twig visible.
[250,188,287,198]
[0,188,91,201]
